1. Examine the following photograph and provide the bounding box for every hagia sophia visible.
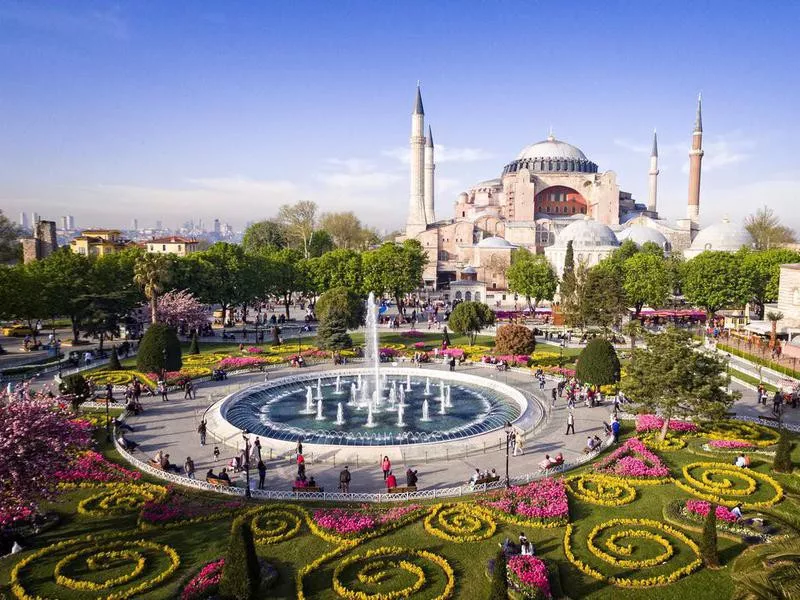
[400,87,753,303]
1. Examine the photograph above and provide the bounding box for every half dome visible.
[555,217,619,248]
[476,236,514,249]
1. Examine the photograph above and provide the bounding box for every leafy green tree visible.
[59,373,92,412]
[700,503,720,568]
[0,264,46,327]
[136,323,182,373]
[277,200,318,258]
[583,263,627,328]
[507,254,558,309]
[622,319,643,350]
[683,251,750,316]
[576,338,620,386]
[560,262,588,329]
[308,229,336,257]
[494,324,536,355]
[362,240,427,309]
[741,248,800,318]
[306,249,363,294]
[0,209,22,263]
[189,243,254,325]
[242,220,287,253]
[316,311,354,350]
[35,249,93,342]
[448,301,495,345]
[134,253,172,324]
[745,205,796,249]
[563,240,574,276]
[320,211,377,249]
[773,428,793,473]
[80,292,130,354]
[621,327,736,440]
[316,287,365,329]
[219,517,261,600]
[262,248,309,318]
[623,252,670,316]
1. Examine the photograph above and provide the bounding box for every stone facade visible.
[21,220,57,264]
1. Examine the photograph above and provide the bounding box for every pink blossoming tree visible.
[155,289,208,331]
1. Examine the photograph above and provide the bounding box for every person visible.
[184,456,195,479]
[159,381,169,402]
[113,417,133,432]
[584,435,595,453]
[731,503,743,522]
[11,541,23,554]
[449,356,456,372]
[198,420,207,446]
[213,445,220,461]
[773,390,783,415]
[308,475,317,487]
[117,434,137,451]
[382,455,391,480]
[592,435,602,450]
[257,459,266,489]
[513,431,524,456]
[566,411,575,435]
[339,465,351,492]
[611,418,621,443]
[538,455,554,470]
[153,449,164,466]
[520,540,533,555]
[161,454,180,473]
[386,470,397,489]
[105,383,114,403]
[206,468,216,479]
[296,438,303,457]
[469,468,481,489]
[252,438,262,463]
[551,387,557,407]
[735,454,748,468]
[518,532,528,548]
[184,380,194,400]
[217,468,230,482]
[406,468,418,487]
[297,454,306,479]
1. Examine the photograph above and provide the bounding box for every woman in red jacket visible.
[381,455,391,480]
[386,471,397,490]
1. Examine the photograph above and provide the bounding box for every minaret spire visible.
[424,125,435,224]
[414,84,424,115]
[694,93,703,132]
[406,84,427,235]
[647,129,659,213]
[687,93,704,223]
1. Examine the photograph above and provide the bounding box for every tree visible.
[59,373,92,411]
[34,249,93,342]
[362,240,427,309]
[109,346,122,370]
[189,243,255,325]
[219,517,261,600]
[79,292,129,355]
[0,398,91,524]
[320,211,377,249]
[583,263,627,328]
[576,338,621,386]
[683,251,750,316]
[134,253,172,324]
[563,240,575,276]
[0,209,22,263]
[766,310,784,350]
[316,287,365,350]
[306,249,363,294]
[741,248,800,318]
[773,428,793,473]
[308,229,335,257]
[241,220,287,253]
[699,503,720,568]
[622,319,643,351]
[623,253,670,316]
[262,248,309,318]
[507,254,558,309]
[488,549,508,600]
[448,301,495,345]
[745,206,796,250]
[621,327,737,440]
[316,311,354,350]
[495,324,536,355]
[277,200,318,258]
[188,332,200,355]
[156,290,208,332]
[136,323,182,374]
[560,262,589,329]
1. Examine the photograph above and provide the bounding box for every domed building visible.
[617,224,671,251]
[545,217,620,277]
[683,217,753,258]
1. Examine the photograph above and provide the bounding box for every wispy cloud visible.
[315,158,403,190]
[382,145,493,165]
[0,4,128,39]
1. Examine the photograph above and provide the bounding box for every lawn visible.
[2,412,799,599]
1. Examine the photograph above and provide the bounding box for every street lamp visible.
[242,430,252,499]
[161,348,167,381]
[504,420,513,489]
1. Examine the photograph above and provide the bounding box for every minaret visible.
[406,85,427,236]
[687,94,704,223]
[647,129,659,213]
[424,125,435,224]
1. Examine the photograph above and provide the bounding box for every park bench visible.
[148,460,166,471]
[207,477,231,487]
[292,486,323,492]
[475,476,500,486]
[387,485,417,494]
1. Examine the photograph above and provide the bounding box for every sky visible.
[1,0,799,232]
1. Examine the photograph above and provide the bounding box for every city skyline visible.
[2,1,799,231]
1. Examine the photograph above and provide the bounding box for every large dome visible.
[555,217,619,248]
[476,236,514,249]
[689,217,753,253]
[617,225,670,250]
[517,135,588,161]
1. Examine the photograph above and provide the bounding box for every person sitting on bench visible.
[206,468,216,479]
[117,434,137,451]
[307,476,316,488]
[216,468,230,482]
[406,468,418,487]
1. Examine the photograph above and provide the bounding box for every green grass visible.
[730,368,779,392]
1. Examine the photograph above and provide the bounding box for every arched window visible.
[465,291,472,301]
[455,291,463,300]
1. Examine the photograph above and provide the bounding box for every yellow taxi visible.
[2,324,34,337]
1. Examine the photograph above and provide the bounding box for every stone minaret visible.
[687,94,704,223]
[424,125,435,224]
[406,85,427,236]
[647,129,659,213]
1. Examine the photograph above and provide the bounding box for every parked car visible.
[2,325,34,337]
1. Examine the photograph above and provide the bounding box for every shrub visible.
[699,501,719,567]
[773,428,793,473]
[575,338,620,386]
[136,324,182,374]
[488,549,508,600]
[108,347,122,370]
[495,324,536,356]
[188,332,200,355]
[219,517,261,600]
[317,312,353,350]
[59,373,92,411]
[272,326,281,346]
[443,325,451,347]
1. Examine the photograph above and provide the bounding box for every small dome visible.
[517,136,588,161]
[461,266,477,274]
[473,178,501,189]
[689,217,753,252]
[617,225,670,250]
[476,236,514,249]
[555,217,619,248]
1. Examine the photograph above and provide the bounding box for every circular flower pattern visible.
[332,546,455,600]
[182,353,229,367]
[704,420,780,447]
[250,504,304,545]
[675,462,783,508]
[75,483,168,517]
[564,518,702,588]
[639,432,687,451]
[423,503,496,543]
[566,475,636,507]
[11,536,180,599]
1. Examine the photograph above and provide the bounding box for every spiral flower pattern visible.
[10,537,180,600]
[567,475,637,506]
[675,462,783,508]
[332,546,454,600]
[76,483,168,517]
[250,504,304,544]
[704,420,780,447]
[182,353,229,367]
[423,503,496,543]
[564,518,702,588]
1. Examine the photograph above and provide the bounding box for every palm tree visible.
[622,319,643,351]
[766,310,784,352]
[134,253,171,324]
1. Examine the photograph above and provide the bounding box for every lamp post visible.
[242,430,251,499]
[161,348,167,381]
[504,420,513,489]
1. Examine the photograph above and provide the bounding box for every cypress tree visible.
[773,428,793,473]
[575,338,621,386]
[219,517,261,600]
[488,549,508,600]
[699,503,720,567]
[108,346,122,370]
[188,332,200,355]
[317,313,353,349]
[563,240,575,277]
[136,324,182,373]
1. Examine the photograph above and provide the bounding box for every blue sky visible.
[1,0,799,231]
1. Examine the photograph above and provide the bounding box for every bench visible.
[292,486,323,492]
[148,460,166,471]
[388,485,417,494]
[475,476,500,486]
[207,477,231,487]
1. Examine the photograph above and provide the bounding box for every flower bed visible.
[684,500,738,523]
[139,492,244,528]
[401,329,425,338]
[639,432,687,451]
[423,503,496,543]
[674,462,784,508]
[593,439,670,480]
[566,474,636,507]
[87,370,157,389]
[708,439,756,449]
[703,420,780,447]
[249,504,305,545]
[181,558,224,600]
[311,505,422,539]
[63,482,168,517]
[55,451,141,483]
[507,555,552,599]
[635,414,698,434]
[482,478,568,527]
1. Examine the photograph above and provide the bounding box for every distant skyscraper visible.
[67,215,75,230]
[132,218,138,231]
[155,220,162,230]
[32,212,40,225]
[60,216,68,230]
[213,218,221,235]
[19,212,28,229]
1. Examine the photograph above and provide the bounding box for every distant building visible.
[60,216,68,230]
[155,220,162,230]
[21,220,58,263]
[146,236,199,257]
[32,212,40,225]
[19,212,28,229]
[67,215,75,230]
[70,229,132,257]
[132,218,138,231]
[213,218,221,235]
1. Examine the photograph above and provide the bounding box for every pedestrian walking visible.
[257,459,266,489]
[611,417,621,443]
[513,431,524,456]
[159,381,169,402]
[296,438,303,457]
[565,411,575,435]
[184,380,194,400]
[252,437,262,462]
[381,455,391,480]
[551,388,557,408]
[198,420,207,446]
[105,383,114,403]
[184,456,195,479]
[339,465,351,493]
[449,357,456,372]
[213,445,220,461]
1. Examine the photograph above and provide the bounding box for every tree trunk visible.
[150,295,158,324]
[71,316,79,344]
[284,293,291,318]
[659,415,671,442]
